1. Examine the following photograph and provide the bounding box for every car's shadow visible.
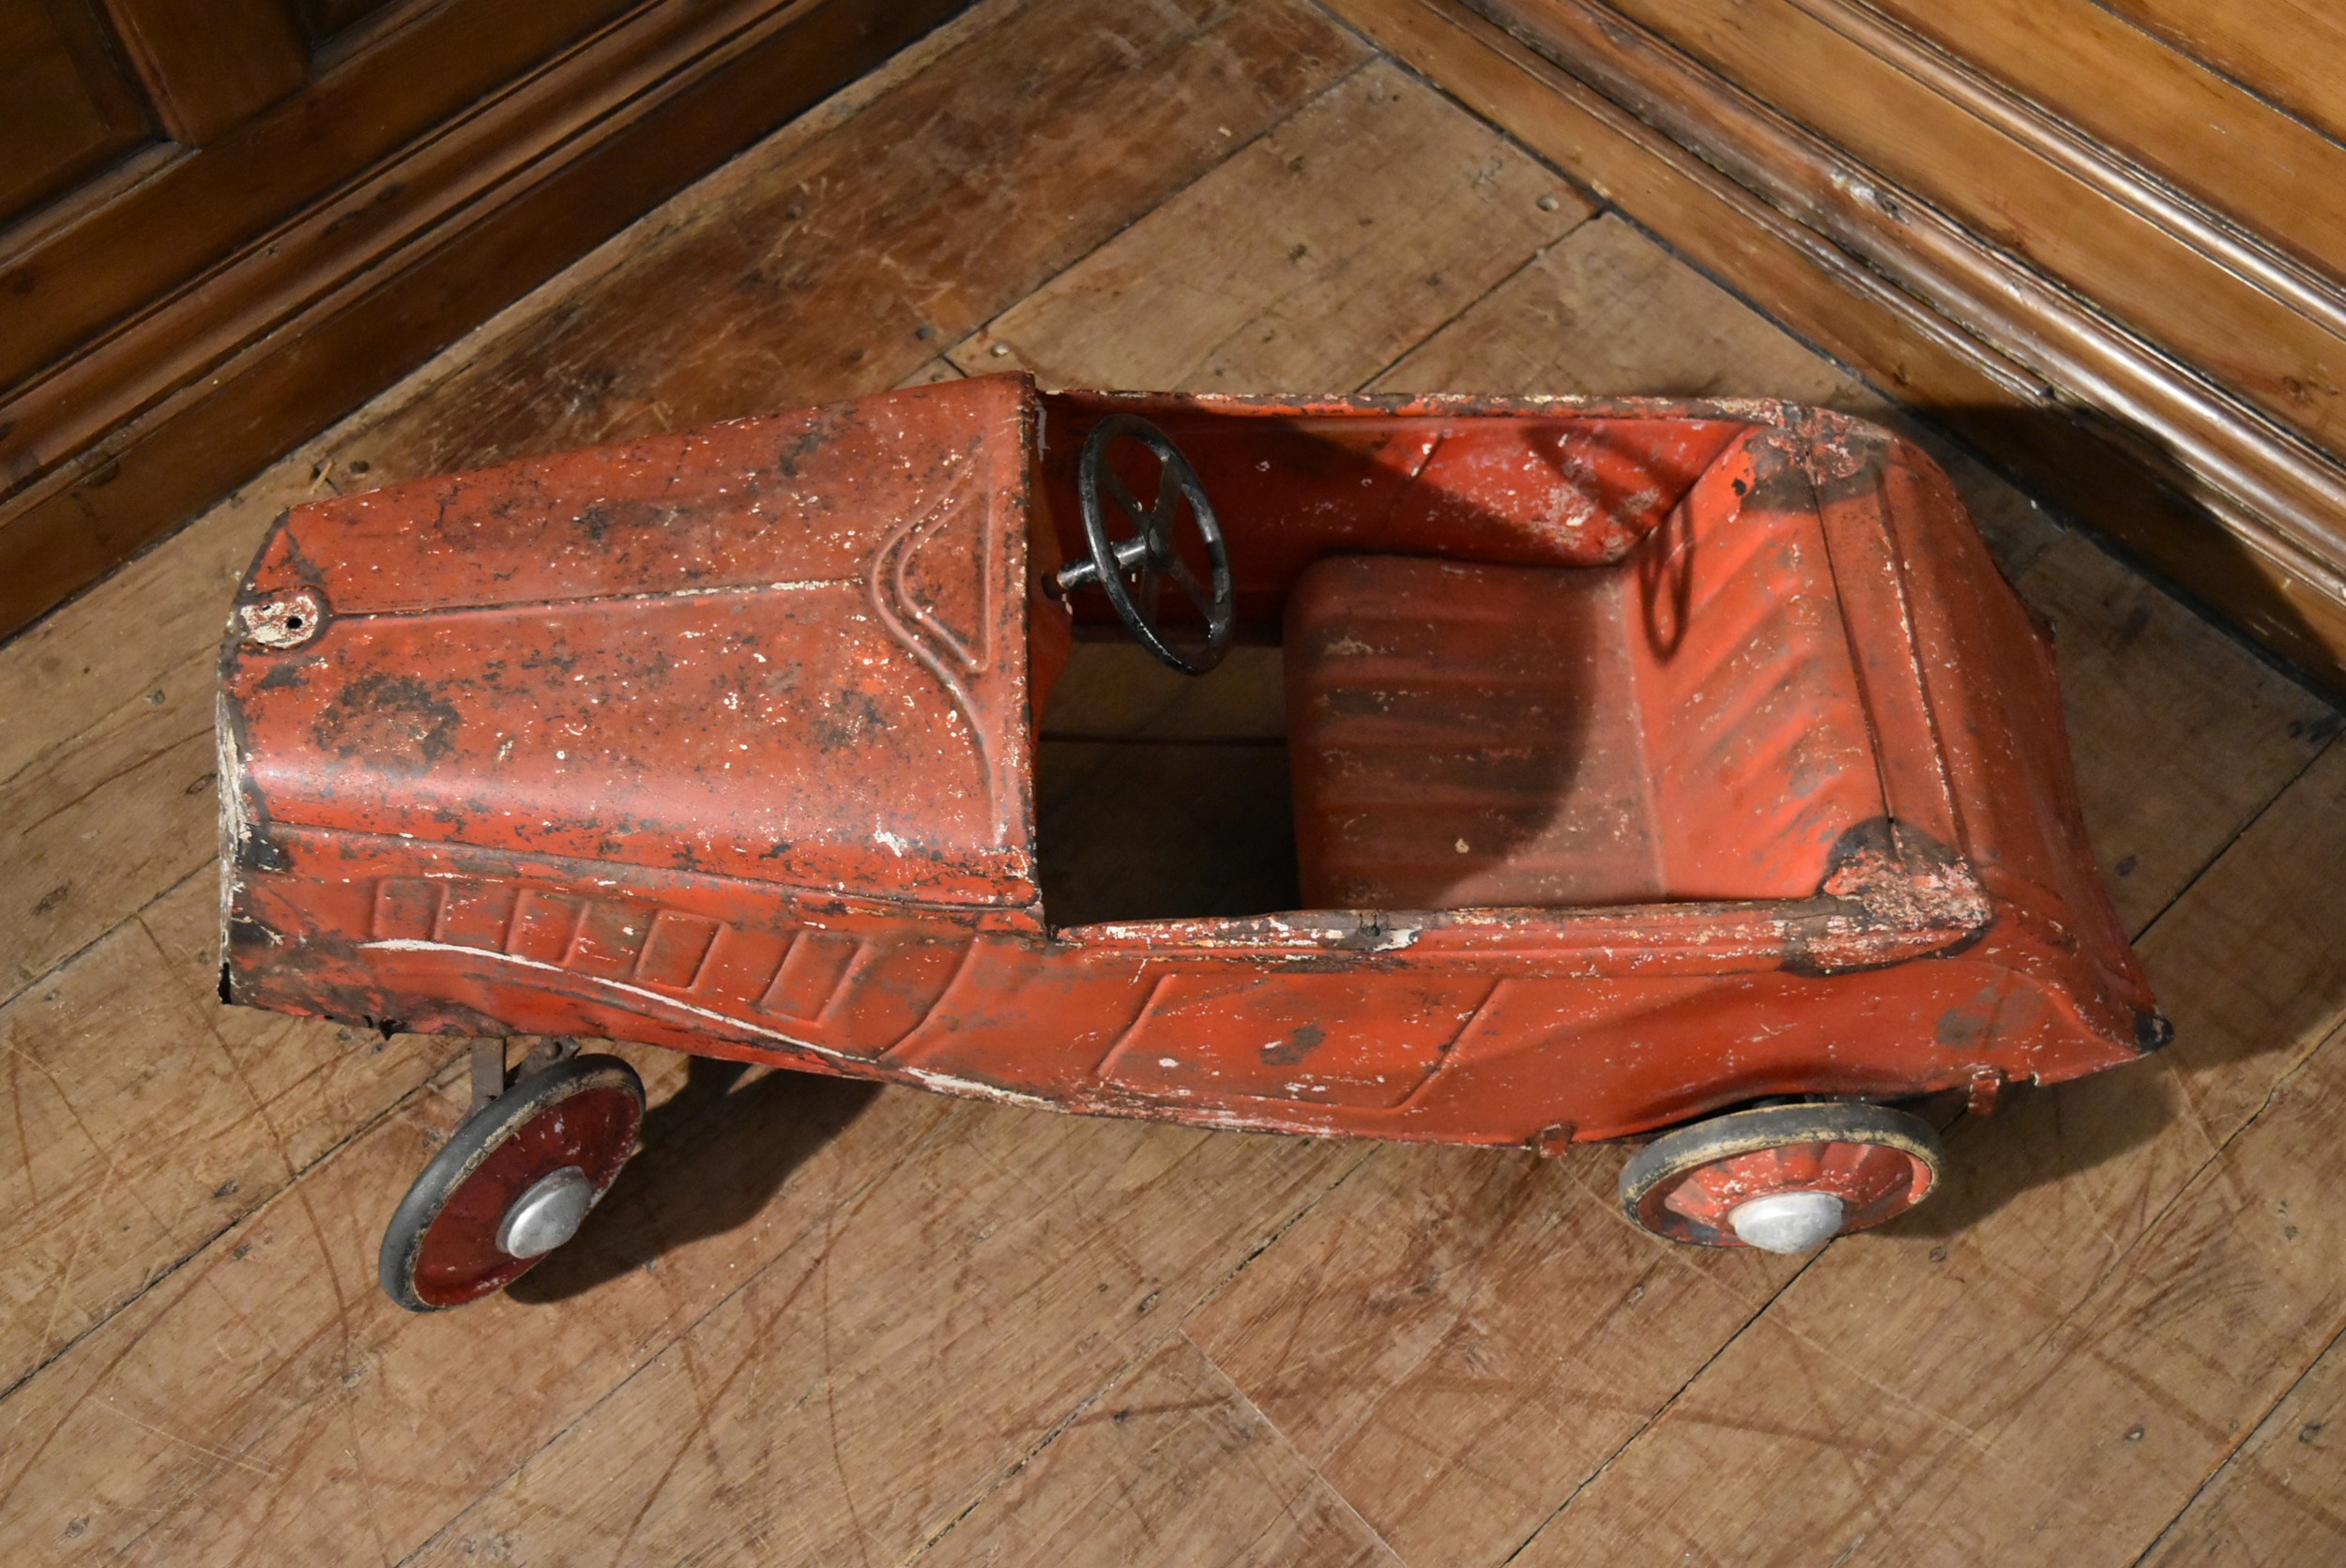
[1888,1071,2168,1242]
[509,1057,879,1303]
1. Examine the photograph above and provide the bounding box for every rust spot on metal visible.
[1785,819,1991,975]
[312,673,464,776]
[238,586,327,649]
[1259,1023,1325,1066]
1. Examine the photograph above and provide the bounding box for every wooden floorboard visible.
[0,874,446,1395]
[2140,1314,2346,1567]
[402,1125,1366,1565]
[1496,742,2346,1568]
[918,1332,1404,1567]
[949,56,1593,388]
[2,1,2343,1561]
[345,0,1367,480]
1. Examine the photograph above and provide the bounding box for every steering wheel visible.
[1055,414,1235,675]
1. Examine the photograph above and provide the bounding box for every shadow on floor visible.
[509,1057,879,1303]
[1891,1073,2167,1241]
[1896,923,2343,1240]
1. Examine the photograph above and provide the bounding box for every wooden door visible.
[0,0,967,640]
[0,3,152,228]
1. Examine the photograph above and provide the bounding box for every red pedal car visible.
[216,374,2160,1309]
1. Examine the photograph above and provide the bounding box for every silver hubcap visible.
[495,1165,595,1258]
[1727,1190,1845,1253]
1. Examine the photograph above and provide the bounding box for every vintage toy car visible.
[216,373,2162,1310]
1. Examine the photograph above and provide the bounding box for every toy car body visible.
[217,373,2161,1297]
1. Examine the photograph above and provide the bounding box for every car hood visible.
[220,374,1046,910]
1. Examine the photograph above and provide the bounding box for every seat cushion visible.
[1285,531,1888,913]
[1286,555,1665,910]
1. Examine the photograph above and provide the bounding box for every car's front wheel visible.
[378,1049,645,1311]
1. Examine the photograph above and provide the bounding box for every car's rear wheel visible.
[379,1052,644,1311]
[1617,1102,1942,1252]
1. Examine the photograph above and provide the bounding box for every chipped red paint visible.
[219,374,2160,1148]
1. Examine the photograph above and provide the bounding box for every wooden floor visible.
[5,3,2345,1562]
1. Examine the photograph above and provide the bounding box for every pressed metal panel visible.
[1625,430,1885,896]
[223,378,2158,1147]
[1102,971,1493,1110]
[1287,554,1664,908]
[226,376,1043,906]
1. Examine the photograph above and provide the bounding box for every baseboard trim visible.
[1326,0,2346,691]
[1790,0,2346,351]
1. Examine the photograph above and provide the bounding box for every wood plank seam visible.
[1337,127,2098,614]
[1319,0,2048,396]
[1300,11,2098,601]
[2131,1302,2346,1565]
[1499,835,2346,1562]
[1782,0,2346,341]
[2088,0,2346,153]
[349,0,1370,462]
[1482,1126,1958,1566]
[2118,729,2343,941]
[1318,0,2068,529]
[914,1349,1188,1560]
[0,1023,462,1410]
[1197,1329,1410,1561]
[1854,0,2346,296]
[5,721,213,837]
[1467,0,2346,569]
[937,46,1392,388]
[1322,0,2346,690]
[2037,1032,2341,1356]
[1605,0,2346,436]
[1305,0,2059,475]
[1347,226,1594,389]
[0,861,207,1017]
[266,0,1030,441]
[390,1091,967,1562]
[1210,1128,1846,1495]
[1493,1225,1984,1560]
[0,1060,449,1404]
[907,1144,1384,1561]
[1314,0,1901,418]
[1835,1020,2346,1557]
[2068,548,2346,753]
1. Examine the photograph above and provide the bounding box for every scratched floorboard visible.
[2,2,2343,1564]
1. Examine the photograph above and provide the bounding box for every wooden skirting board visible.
[1327,0,2346,692]
[0,0,969,642]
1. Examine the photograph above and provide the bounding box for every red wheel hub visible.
[415,1081,638,1306]
[1637,1136,1934,1247]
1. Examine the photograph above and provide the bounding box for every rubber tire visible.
[379,1053,644,1312]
